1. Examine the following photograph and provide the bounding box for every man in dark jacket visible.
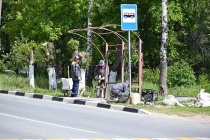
[71,55,81,97]
[110,81,130,103]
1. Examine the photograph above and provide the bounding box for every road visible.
[0,94,210,139]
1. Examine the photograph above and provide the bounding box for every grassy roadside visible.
[0,73,210,116]
[132,104,210,116]
[112,100,210,117]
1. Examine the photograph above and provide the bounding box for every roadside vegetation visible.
[1,71,209,117]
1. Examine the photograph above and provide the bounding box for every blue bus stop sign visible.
[121,4,138,31]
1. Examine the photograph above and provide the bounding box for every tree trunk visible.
[57,37,64,80]
[44,42,57,90]
[111,50,122,72]
[29,50,34,87]
[86,0,93,87]
[159,0,168,95]
[109,44,122,88]
[29,50,34,65]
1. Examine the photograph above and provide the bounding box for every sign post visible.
[121,4,138,95]
[0,0,2,25]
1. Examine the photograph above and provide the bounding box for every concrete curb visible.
[0,89,149,115]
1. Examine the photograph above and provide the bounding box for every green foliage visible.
[34,43,48,66]
[0,60,7,73]
[198,73,210,85]
[65,38,91,69]
[168,61,196,87]
[2,0,88,42]
[141,81,159,92]
[139,105,210,116]
[143,68,160,84]
[34,87,63,97]
[0,73,63,96]
[35,76,49,89]
[85,86,97,98]
[4,39,46,71]
[0,73,203,98]
[1,0,89,73]
[168,85,201,97]
[0,74,28,89]
[5,39,34,70]
[79,52,91,70]
[67,39,79,51]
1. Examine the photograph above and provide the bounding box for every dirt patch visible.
[151,112,210,125]
[187,114,210,124]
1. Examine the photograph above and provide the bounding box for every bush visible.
[143,68,160,84]
[0,60,7,73]
[198,73,210,85]
[168,85,201,96]
[168,61,196,87]
[35,76,49,89]
[0,74,28,89]
[85,86,97,97]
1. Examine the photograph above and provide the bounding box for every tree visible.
[0,0,16,58]
[2,0,88,78]
[0,0,2,25]
[159,0,168,95]
[2,0,210,90]
[86,0,93,87]
[4,39,46,87]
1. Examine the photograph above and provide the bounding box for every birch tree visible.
[86,0,93,87]
[29,49,34,87]
[43,42,57,90]
[159,0,168,95]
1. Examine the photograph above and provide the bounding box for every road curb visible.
[0,89,149,115]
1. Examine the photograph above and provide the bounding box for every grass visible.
[134,104,210,116]
[0,73,64,96]
[113,101,210,116]
[0,73,210,116]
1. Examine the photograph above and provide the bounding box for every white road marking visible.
[0,112,97,134]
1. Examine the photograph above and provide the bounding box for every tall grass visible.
[0,73,63,96]
[142,68,209,97]
[0,73,208,97]
[0,74,28,90]
[141,81,206,97]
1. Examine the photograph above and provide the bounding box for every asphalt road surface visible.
[0,94,210,139]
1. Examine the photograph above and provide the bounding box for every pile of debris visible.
[141,88,210,108]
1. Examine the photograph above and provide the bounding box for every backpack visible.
[141,89,158,104]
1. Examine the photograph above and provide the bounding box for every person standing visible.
[71,55,81,97]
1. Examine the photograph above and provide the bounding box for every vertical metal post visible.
[67,66,70,97]
[0,0,2,26]
[138,39,143,97]
[121,41,125,82]
[105,43,108,98]
[128,31,132,94]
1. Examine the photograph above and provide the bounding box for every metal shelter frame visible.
[67,25,143,98]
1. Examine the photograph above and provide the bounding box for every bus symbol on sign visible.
[122,9,136,23]
[124,13,135,19]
